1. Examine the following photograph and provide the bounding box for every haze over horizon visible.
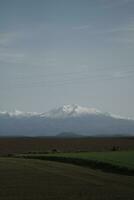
[0,0,134,118]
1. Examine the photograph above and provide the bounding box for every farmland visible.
[0,157,134,200]
[1,137,134,199]
[18,151,134,176]
[42,151,134,170]
[0,137,134,154]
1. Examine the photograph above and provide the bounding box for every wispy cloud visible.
[112,71,129,79]
[102,67,134,80]
[0,32,19,47]
[104,23,134,44]
[100,0,133,8]
[0,51,25,64]
[84,20,134,44]
[72,25,89,30]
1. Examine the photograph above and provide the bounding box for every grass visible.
[0,157,134,200]
[45,151,134,169]
[18,151,134,175]
[1,138,134,199]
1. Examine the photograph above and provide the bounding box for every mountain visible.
[42,104,101,118]
[0,104,134,137]
[56,132,83,138]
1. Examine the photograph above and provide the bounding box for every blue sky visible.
[0,0,134,117]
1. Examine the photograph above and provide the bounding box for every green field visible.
[19,151,134,175]
[44,151,134,169]
[1,140,134,199]
[0,157,134,200]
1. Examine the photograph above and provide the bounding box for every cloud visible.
[0,29,39,65]
[100,0,133,8]
[113,71,127,78]
[0,30,25,64]
[0,32,19,47]
[72,25,89,30]
[0,50,25,64]
[84,20,134,45]
[102,26,134,34]
[105,24,134,44]
[104,68,134,81]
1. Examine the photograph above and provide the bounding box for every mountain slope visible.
[0,104,134,136]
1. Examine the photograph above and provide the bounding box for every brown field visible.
[0,137,134,154]
[1,158,134,200]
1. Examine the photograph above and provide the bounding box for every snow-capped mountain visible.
[0,104,122,119]
[0,104,134,136]
[42,104,101,118]
[0,104,102,118]
[0,110,39,118]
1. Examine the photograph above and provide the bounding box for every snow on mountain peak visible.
[62,104,100,114]
[0,105,131,120]
[43,104,101,118]
[0,110,39,118]
[0,105,103,119]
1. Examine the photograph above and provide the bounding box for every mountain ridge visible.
[0,104,134,137]
[0,104,132,120]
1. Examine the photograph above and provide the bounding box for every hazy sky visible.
[0,0,134,117]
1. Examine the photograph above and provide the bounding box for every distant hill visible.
[0,104,134,137]
[56,132,83,138]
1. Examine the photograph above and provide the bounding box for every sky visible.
[0,0,134,118]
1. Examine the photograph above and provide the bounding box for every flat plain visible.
[0,137,134,154]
